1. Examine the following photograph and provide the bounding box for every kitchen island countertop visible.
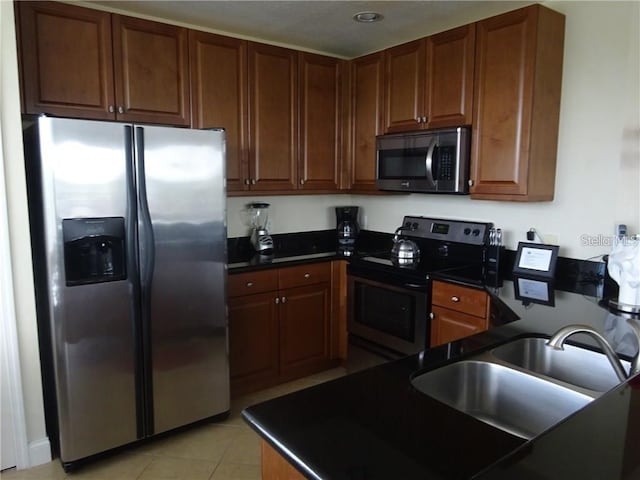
[242,275,640,479]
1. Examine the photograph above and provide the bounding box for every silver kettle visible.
[391,227,421,265]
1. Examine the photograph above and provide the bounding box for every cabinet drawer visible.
[278,262,331,289]
[229,269,278,297]
[432,280,488,318]
[430,305,489,347]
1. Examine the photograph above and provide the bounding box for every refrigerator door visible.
[31,117,140,463]
[134,126,229,434]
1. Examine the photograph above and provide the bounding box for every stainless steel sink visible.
[490,337,631,393]
[411,360,594,440]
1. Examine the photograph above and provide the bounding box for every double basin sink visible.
[411,336,631,440]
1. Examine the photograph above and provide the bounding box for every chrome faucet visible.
[547,324,629,382]
[625,319,640,376]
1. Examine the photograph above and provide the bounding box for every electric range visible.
[347,216,493,357]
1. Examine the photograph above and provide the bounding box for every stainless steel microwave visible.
[376,127,471,193]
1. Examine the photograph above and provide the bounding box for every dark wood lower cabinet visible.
[228,292,279,395]
[279,283,331,381]
[228,264,338,397]
[261,440,306,480]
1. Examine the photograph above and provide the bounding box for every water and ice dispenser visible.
[63,217,126,286]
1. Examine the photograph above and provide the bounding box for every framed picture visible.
[513,275,555,307]
[512,242,559,278]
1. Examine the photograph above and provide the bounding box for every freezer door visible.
[30,117,139,463]
[134,126,229,434]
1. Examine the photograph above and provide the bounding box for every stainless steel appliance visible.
[376,127,471,193]
[23,116,229,469]
[248,202,273,252]
[348,216,492,356]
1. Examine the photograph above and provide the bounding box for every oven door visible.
[347,274,429,355]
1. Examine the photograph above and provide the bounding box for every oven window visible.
[378,148,428,179]
[353,282,415,341]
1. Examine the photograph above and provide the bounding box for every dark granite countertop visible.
[242,274,640,479]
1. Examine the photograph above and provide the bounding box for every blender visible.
[248,202,273,252]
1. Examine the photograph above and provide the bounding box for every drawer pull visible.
[451,296,460,303]
[304,273,310,278]
[246,282,254,287]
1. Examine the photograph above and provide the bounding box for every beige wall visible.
[1,0,49,464]
[2,0,639,465]
[229,1,640,262]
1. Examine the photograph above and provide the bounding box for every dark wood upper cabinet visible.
[16,1,190,126]
[384,39,426,133]
[383,24,475,133]
[298,53,341,191]
[425,24,475,128]
[349,52,384,191]
[248,43,298,191]
[17,1,115,120]
[112,15,190,126]
[190,31,249,192]
[470,5,564,201]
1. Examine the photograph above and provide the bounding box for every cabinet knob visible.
[251,179,256,185]
[422,116,427,123]
[108,105,115,113]
[468,179,475,187]
[281,296,287,303]
[415,117,421,123]
[304,273,310,278]
[246,282,253,287]
[275,297,280,304]
[451,296,460,303]
[300,179,305,185]
[429,312,435,320]
[244,179,250,185]
[118,106,125,114]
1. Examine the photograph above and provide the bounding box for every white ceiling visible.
[88,1,532,58]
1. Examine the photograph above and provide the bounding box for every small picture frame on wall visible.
[512,242,559,279]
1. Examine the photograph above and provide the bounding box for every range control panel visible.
[399,216,493,246]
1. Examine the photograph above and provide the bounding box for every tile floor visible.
[1,346,387,480]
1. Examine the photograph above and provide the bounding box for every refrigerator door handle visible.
[134,126,156,434]
[135,127,156,290]
[124,125,146,438]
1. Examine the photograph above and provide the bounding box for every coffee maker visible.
[248,202,273,252]
[335,206,359,255]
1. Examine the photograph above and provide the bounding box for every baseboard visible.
[28,437,51,467]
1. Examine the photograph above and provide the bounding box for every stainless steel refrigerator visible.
[23,116,229,469]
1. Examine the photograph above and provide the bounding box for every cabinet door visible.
[384,39,426,133]
[17,1,115,120]
[228,292,279,396]
[430,306,488,347]
[471,5,563,201]
[349,52,384,191]
[298,53,341,191]
[279,283,331,380]
[190,31,249,191]
[112,15,190,126]
[248,43,298,191]
[425,24,475,128]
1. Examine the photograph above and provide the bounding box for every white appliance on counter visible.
[23,116,229,470]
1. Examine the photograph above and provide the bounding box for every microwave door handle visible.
[425,138,437,186]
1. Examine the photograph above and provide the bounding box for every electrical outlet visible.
[543,234,558,245]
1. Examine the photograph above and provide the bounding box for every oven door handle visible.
[404,283,426,289]
[425,137,437,186]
